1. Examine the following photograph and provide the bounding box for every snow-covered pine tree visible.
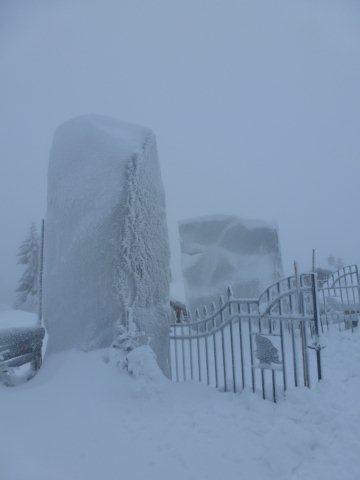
[14,223,40,311]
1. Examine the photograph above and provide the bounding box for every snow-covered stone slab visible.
[179,215,283,311]
[44,115,171,373]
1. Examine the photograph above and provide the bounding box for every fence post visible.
[38,218,45,326]
[195,309,202,382]
[355,265,360,306]
[312,272,323,381]
[294,261,302,314]
[312,248,316,273]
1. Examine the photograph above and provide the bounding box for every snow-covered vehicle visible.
[0,307,45,386]
[0,325,45,386]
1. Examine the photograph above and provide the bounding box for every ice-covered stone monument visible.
[44,115,171,374]
[179,215,283,311]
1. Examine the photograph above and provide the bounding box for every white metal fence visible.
[170,266,360,402]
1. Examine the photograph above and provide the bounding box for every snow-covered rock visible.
[179,215,283,311]
[44,115,171,373]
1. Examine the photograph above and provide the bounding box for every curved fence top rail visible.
[320,265,359,290]
[170,272,316,329]
[170,266,359,329]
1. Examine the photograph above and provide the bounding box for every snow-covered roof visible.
[0,305,38,330]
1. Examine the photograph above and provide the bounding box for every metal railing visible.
[170,266,359,402]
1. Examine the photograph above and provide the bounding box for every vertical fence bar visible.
[339,274,345,306]
[343,271,351,313]
[351,268,357,305]
[181,323,186,381]
[194,309,202,382]
[210,302,218,388]
[278,292,286,392]
[221,327,227,391]
[312,273,322,381]
[219,298,227,391]
[261,366,266,400]
[188,324,194,380]
[300,321,308,387]
[174,326,179,382]
[280,317,287,393]
[356,266,360,306]
[196,323,201,383]
[213,331,218,388]
[227,293,236,393]
[248,304,255,393]
[204,334,210,385]
[302,319,311,388]
[272,370,276,403]
[169,336,173,381]
[290,321,298,387]
[203,307,210,385]
[238,303,245,390]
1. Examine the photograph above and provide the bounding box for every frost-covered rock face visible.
[179,215,283,312]
[44,115,171,374]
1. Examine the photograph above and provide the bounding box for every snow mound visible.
[124,345,166,382]
[44,115,171,374]
[1,332,360,480]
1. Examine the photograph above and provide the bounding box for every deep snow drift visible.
[179,215,283,311]
[44,115,171,372]
[1,330,359,480]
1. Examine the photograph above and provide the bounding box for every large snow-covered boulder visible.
[44,115,171,374]
[179,215,283,311]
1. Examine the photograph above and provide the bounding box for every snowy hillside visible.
[1,330,359,480]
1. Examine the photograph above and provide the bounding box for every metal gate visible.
[318,265,360,332]
[170,272,323,402]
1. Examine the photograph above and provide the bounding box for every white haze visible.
[0,0,359,304]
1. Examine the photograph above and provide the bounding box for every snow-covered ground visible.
[1,329,359,480]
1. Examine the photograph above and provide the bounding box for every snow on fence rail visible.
[170,266,360,402]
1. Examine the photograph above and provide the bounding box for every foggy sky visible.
[1,0,360,304]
